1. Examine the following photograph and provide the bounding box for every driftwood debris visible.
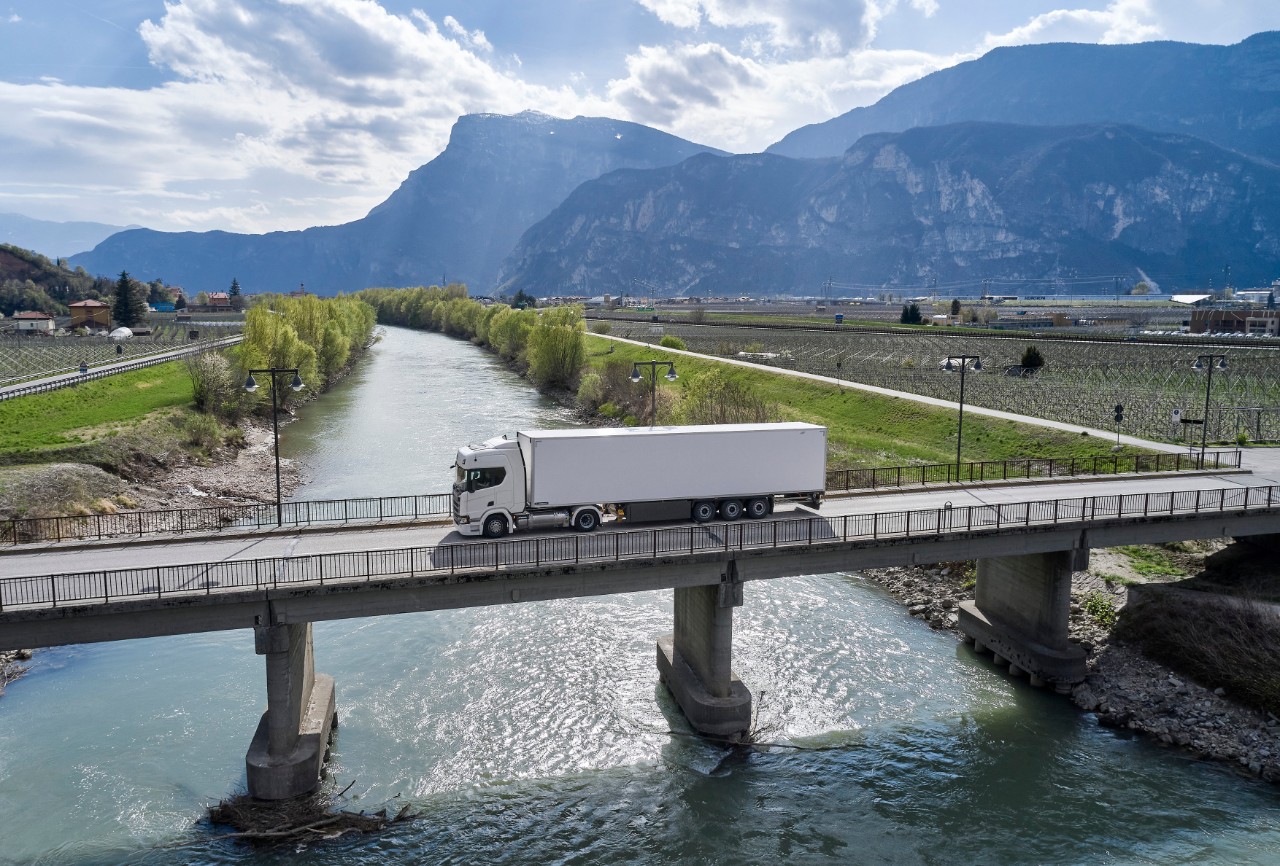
[208,785,416,845]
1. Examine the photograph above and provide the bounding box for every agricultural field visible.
[603,322,1280,444]
[0,324,238,386]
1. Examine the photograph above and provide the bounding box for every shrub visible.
[1082,590,1118,627]
[589,322,611,335]
[659,335,686,350]
[1021,345,1045,370]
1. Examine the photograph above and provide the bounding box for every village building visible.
[12,311,55,333]
[207,291,231,308]
[69,299,111,330]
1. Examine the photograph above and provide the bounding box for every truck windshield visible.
[466,467,506,493]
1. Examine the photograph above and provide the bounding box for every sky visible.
[1,0,1277,236]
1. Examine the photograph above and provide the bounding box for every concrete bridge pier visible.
[656,570,752,740]
[958,549,1088,692]
[245,622,337,800]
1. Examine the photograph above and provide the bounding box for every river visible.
[0,325,1277,864]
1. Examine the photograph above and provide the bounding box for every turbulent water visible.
[1,326,1278,865]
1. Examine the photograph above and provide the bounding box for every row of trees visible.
[190,294,377,419]
[358,286,586,389]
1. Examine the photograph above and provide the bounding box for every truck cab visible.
[452,435,526,536]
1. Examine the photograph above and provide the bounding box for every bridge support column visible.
[245,623,336,800]
[958,549,1087,691]
[656,572,752,740]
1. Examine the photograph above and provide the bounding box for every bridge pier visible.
[656,574,753,740]
[245,623,337,800]
[958,550,1088,691]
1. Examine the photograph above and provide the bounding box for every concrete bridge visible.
[1,471,1277,799]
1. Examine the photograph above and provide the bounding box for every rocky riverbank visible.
[863,558,1280,784]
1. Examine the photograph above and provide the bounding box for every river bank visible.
[863,559,1280,784]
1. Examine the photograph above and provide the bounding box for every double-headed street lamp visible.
[630,360,677,426]
[1192,353,1227,466]
[942,354,982,475]
[244,368,305,525]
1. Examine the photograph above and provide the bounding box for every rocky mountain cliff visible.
[768,33,1280,164]
[69,112,722,295]
[499,122,1280,296]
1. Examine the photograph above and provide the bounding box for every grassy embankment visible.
[0,361,239,517]
[586,335,1140,467]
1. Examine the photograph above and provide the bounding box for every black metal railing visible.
[1,493,452,546]
[1,450,1242,546]
[2,484,1273,612]
[823,450,1241,491]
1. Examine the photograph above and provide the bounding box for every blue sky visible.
[1,0,1277,235]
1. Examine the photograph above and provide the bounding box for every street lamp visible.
[1192,353,1227,467]
[244,367,305,525]
[942,354,982,476]
[630,360,678,425]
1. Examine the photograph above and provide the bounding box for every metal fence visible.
[2,484,1274,612]
[1,451,1242,546]
[823,450,1241,490]
[2,493,453,545]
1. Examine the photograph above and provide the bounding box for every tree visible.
[950,298,961,317]
[1021,345,1045,370]
[174,293,187,311]
[194,290,210,306]
[228,277,245,311]
[900,303,923,324]
[112,270,148,328]
[512,289,537,309]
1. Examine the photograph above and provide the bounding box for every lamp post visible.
[1192,353,1227,467]
[630,360,677,425]
[942,354,982,476]
[244,368,305,525]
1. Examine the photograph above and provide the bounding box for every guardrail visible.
[824,450,1241,490]
[2,484,1274,612]
[1,451,1243,546]
[0,336,242,402]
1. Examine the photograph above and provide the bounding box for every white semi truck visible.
[451,422,827,537]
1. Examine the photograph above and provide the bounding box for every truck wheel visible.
[692,500,716,522]
[719,499,743,520]
[482,514,508,538]
[573,509,599,532]
[746,497,770,519]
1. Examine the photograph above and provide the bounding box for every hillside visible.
[0,245,112,316]
[768,33,1280,163]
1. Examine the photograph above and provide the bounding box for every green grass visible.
[1116,545,1187,578]
[588,335,1143,467]
[1081,590,1119,627]
[0,361,194,454]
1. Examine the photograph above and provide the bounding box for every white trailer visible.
[451,422,827,537]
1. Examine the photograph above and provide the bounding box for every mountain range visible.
[0,213,136,260]
[69,112,721,296]
[498,122,1280,296]
[768,31,1280,163]
[54,32,1280,297]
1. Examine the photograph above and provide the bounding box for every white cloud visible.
[981,0,1163,49]
[636,0,877,56]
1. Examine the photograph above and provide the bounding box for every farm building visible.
[13,311,55,333]
[1190,309,1280,336]
[69,299,111,330]
[207,292,231,308]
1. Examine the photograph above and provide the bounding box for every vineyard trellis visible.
[0,325,241,386]
[609,323,1280,442]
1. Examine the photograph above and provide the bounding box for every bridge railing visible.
[823,450,1240,490]
[0,493,453,546]
[1,450,1241,547]
[2,484,1273,612]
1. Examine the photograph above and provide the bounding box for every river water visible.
[1,325,1278,864]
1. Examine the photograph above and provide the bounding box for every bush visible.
[679,370,778,425]
[590,322,611,335]
[659,335,686,350]
[1081,590,1118,627]
[185,352,250,420]
[1021,345,1045,369]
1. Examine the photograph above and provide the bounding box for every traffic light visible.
[1114,404,1124,424]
